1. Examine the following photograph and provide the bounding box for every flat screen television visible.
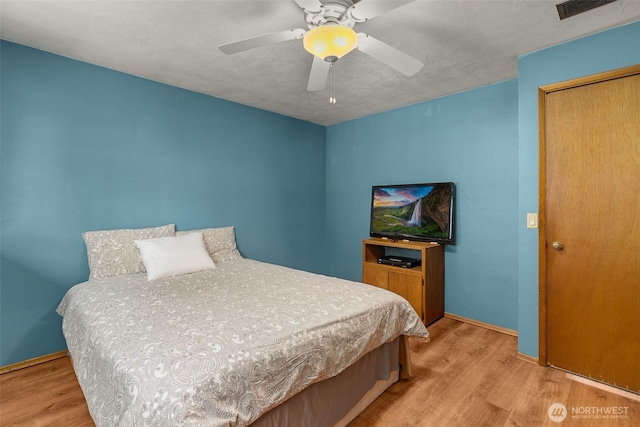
[370,182,455,244]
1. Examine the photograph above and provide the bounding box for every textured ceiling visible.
[1,0,639,125]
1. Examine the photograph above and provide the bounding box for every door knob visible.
[552,241,564,250]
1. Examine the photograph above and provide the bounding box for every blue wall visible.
[0,41,327,366]
[325,81,520,331]
[516,22,640,357]
[2,21,638,367]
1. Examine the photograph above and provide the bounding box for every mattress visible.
[57,258,428,426]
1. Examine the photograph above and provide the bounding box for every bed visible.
[57,225,429,426]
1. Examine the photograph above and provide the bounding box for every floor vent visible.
[556,0,618,20]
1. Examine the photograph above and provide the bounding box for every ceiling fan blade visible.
[349,0,415,21]
[219,28,305,55]
[356,33,423,76]
[307,56,331,91]
[293,0,324,13]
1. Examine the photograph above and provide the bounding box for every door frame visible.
[537,64,640,366]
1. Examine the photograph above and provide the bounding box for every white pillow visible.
[135,232,216,281]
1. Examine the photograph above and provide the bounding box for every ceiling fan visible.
[218,0,424,92]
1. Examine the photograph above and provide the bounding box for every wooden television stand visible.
[362,238,444,325]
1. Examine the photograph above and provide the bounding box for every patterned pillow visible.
[83,224,175,279]
[176,226,242,263]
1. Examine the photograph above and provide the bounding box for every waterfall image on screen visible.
[408,198,422,226]
[370,182,454,243]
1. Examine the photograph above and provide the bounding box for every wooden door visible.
[388,271,423,320]
[363,263,389,290]
[539,66,640,393]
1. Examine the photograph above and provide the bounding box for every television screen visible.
[370,182,455,244]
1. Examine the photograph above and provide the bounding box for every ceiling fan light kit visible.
[303,25,358,62]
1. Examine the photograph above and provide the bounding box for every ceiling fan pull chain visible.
[329,62,337,104]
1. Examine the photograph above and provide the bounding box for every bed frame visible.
[252,336,412,426]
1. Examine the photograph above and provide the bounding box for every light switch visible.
[527,213,538,229]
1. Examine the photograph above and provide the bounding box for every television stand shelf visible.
[362,238,444,325]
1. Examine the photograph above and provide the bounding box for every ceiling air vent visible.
[556,0,618,20]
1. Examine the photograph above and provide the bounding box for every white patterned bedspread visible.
[57,259,428,427]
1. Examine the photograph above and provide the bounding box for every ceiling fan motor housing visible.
[304,1,359,29]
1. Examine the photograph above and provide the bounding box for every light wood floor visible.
[1,317,638,426]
